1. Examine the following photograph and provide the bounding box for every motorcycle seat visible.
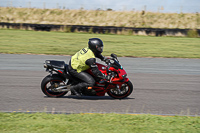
[45,60,65,70]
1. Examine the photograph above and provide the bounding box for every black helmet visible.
[88,38,104,54]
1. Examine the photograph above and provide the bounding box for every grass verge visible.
[0,29,200,58]
[0,112,200,133]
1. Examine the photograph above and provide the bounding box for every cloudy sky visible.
[0,0,199,13]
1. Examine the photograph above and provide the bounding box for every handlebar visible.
[102,54,119,83]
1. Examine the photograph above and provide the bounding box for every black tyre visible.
[41,74,68,97]
[107,81,133,99]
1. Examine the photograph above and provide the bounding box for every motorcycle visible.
[41,54,133,99]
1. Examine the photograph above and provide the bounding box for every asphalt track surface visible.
[0,54,200,116]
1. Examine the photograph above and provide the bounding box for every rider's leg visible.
[68,69,95,96]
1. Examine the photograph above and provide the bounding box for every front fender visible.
[106,78,130,90]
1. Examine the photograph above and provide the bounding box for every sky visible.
[0,0,200,13]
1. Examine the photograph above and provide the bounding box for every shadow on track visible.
[44,95,135,100]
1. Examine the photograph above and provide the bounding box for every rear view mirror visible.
[111,53,117,58]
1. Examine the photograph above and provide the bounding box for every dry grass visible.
[0,7,200,29]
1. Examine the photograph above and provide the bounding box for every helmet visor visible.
[97,46,103,53]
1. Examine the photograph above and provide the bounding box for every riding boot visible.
[70,83,84,97]
[70,87,81,97]
[71,82,89,97]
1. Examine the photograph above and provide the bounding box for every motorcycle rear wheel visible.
[41,75,68,97]
[107,81,133,99]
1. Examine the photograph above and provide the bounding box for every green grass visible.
[0,113,200,133]
[0,29,200,58]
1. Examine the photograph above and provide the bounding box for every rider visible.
[68,38,109,97]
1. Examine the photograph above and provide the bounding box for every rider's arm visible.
[85,58,105,79]
[94,53,106,61]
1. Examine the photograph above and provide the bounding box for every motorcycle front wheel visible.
[107,81,133,99]
[41,74,68,97]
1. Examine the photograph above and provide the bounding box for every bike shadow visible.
[57,95,135,100]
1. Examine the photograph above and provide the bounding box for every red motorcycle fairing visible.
[86,63,129,96]
[42,56,133,98]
